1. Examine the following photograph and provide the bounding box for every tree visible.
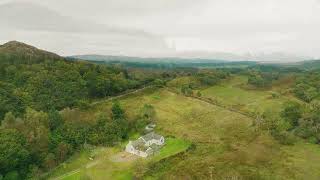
[3,171,20,180]
[22,108,50,164]
[281,101,303,128]
[111,101,125,120]
[1,112,16,129]
[295,102,320,143]
[55,142,71,162]
[111,101,128,139]
[181,85,193,96]
[140,104,156,121]
[48,109,64,131]
[0,129,30,176]
[152,79,165,87]
[43,153,56,170]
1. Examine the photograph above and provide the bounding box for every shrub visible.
[273,131,296,145]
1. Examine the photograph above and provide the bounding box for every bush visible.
[4,171,19,180]
[307,137,318,144]
[273,131,296,145]
[270,92,280,99]
[76,100,90,110]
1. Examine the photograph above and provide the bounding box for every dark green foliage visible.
[254,109,295,145]
[111,101,125,120]
[0,82,25,120]
[247,72,275,88]
[0,47,147,121]
[294,101,320,143]
[0,129,30,177]
[276,100,320,144]
[196,70,229,86]
[281,101,303,128]
[133,104,156,133]
[111,102,128,139]
[152,79,166,87]
[48,110,64,131]
[293,70,320,102]
[181,85,193,96]
[3,171,20,180]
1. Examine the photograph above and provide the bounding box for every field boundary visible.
[90,85,154,106]
[166,88,257,120]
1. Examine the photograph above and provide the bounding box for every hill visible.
[0,41,62,64]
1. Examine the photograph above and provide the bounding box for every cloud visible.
[0,2,171,56]
[1,0,320,60]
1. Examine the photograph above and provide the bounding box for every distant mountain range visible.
[68,54,259,69]
[69,54,229,64]
[70,51,312,63]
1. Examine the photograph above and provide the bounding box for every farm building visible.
[125,132,165,157]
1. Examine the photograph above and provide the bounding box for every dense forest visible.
[0,41,171,120]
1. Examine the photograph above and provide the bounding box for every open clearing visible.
[49,77,320,179]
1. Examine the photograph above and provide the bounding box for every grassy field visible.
[49,76,320,179]
[48,137,190,180]
[200,75,297,115]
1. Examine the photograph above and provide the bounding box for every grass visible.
[153,138,191,162]
[200,75,295,115]
[281,141,320,180]
[49,76,320,179]
[47,147,119,179]
[48,137,190,180]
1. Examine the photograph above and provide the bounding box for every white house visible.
[125,132,165,157]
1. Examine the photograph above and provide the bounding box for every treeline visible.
[180,69,230,96]
[104,61,256,69]
[244,65,302,89]
[256,100,320,145]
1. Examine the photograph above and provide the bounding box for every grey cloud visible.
[1,0,320,60]
[0,2,157,37]
[0,2,171,56]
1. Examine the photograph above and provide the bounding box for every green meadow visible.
[200,75,297,115]
[49,76,320,180]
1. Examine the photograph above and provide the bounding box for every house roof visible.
[141,132,163,142]
[131,138,148,151]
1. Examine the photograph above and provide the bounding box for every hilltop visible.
[0,41,62,63]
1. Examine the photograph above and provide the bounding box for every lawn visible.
[153,138,191,162]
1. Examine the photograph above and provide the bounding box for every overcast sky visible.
[1,0,320,61]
